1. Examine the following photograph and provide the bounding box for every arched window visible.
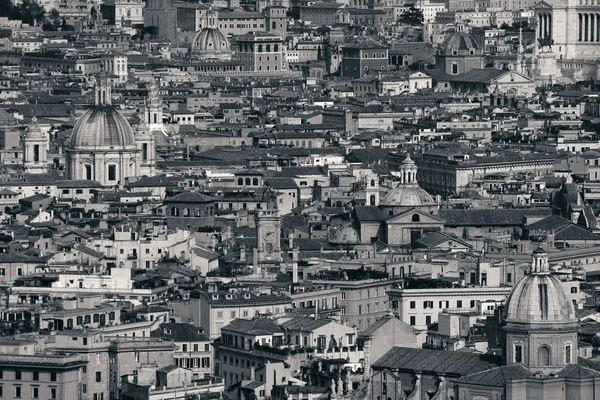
[245,178,251,185]
[370,179,375,187]
[258,44,263,52]
[370,194,376,205]
[274,44,279,51]
[266,44,271,52]
[565,343,572,363]
[171,207,180,217]
[252,178,259,185]
[301,140,306,147]
[183,208,190,217]
[238,178,243,185]
[412,214,420,222]
[538,345,551,366]
[400,267,405,277]
[126,9,131,17]
[194,208,201,217]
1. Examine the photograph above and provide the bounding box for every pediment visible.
[386,208,443,225]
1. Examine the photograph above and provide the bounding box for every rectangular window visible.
[95,371,101,382]
[566,345,572,363]
[50,373,57,381]
[457,300,463,308]
[107,165,116,181]
[14,386,21,398]
[425,316,431,326]
[50,388,56,399]
[410,316,416,326]
[32,387,38,399]
[15,371,21,380]
[507,272,512,283]
[410,301,416,309]
[514,344,523,363]
[32,372,38,381]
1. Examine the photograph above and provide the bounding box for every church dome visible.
[381,185,436,207]
[504,248,577,325]
[71,106,136,149]
[192,27,231,59]
[441,31,481,54]
[381,154,436,207]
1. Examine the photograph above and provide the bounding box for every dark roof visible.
[415,231,472,249]
[266,177,299,189]
[57,180,104,188]
[222,317,283,335]
[353,206,387,222]
[454,364,533,387]
[439,208,552,226]
[165,191,215,203]
[152,323,209,342]
[372,347,500,376]
[359,313,408,337]
[21,193,51,203]
[556,363,600,379]
[128,175,182,188]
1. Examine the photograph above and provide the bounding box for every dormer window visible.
[469,49,474,55]
[452,50,458,56]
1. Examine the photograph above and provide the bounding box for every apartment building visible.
[0,341,87,400]
[388,285,512,330]
[311,278,401,330]
[151,322,213,378]
[172,289,292,339]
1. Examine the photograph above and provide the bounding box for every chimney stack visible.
[292,247,299,283]
[253,247,260,275]
[240,245,246,263]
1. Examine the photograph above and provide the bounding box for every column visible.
[591,14,595,42]
[539,13,544,39]
[585,13,589,41]
[579,13,583,41]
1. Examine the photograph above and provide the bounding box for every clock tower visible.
[255,188,281,263]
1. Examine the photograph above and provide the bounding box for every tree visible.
[399,4,423,26]
[19,0,45,26]
[42,8,61,31]
[141,26,158,40]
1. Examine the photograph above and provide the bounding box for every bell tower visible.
[255,188,281,263]
[135,109,157,177]
[146,78,163,132]
[22,117,48,174]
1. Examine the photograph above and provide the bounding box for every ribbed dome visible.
[441,31,481,54]
[505,272,577,325]
[381,185,436,207]
[71,106,135,149]
[192,28,230,59]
